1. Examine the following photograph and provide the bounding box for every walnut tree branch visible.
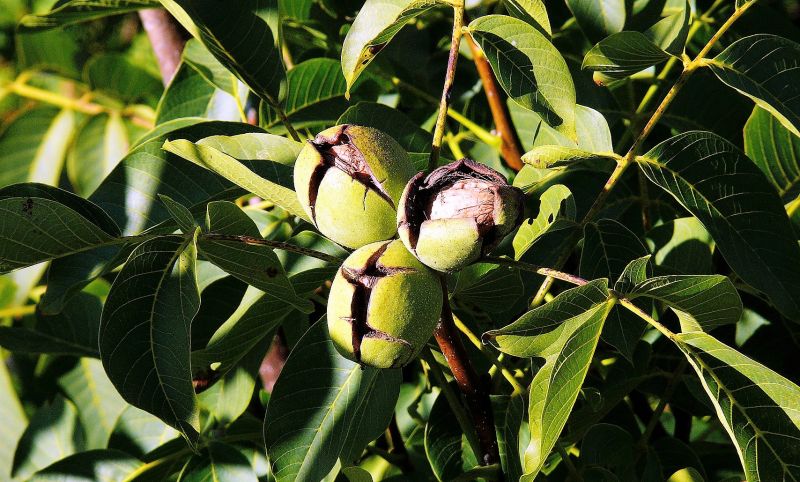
[138,8,186,86]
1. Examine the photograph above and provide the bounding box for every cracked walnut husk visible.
[293,124,415,249]
[327,240,442,368]
[397,158,525,272]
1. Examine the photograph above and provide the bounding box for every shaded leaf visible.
[644,0,690,56]
[85,53,162,105]
[452,263,524,312]
[59,358,127,450]
[503,0,551,36]
[673,331,800,481]
[469,15,576,139]
[566,0,625,43]
[159,194,197,234]
[182,441,258,482]
[493,394,525,482]
[647,217,714,275]
[159,0,285,106]
[0,360,27,481]
[341,0,438,92]
[583,31,671,79]
[707,34,800,137]
[30,449,142,482]
[108,406,178,457]
[744,106,800,203]
[66,113,136,197]
[198,341,264,426]
[98,236,201,444]
[338,101,432,153]
[264,320,401,482]
[425,389,478,481]
[19,0,157,31]
[12,396,83,479]
[638,131,800,320]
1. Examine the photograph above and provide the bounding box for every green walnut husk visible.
[397,158,525,272]
[293,124,415,249]
[327,240,443,368]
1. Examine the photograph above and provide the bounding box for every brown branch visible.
[434,279,500,468]
[464,31,524,171]
[138,8,186,86]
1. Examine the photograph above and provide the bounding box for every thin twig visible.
[429,2,465,170]
[464,29,524,171]
[201,234,342,263]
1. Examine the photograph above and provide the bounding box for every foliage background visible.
[1,0,800,481]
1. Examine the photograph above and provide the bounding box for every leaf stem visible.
[429,2,465,170]
[200,234,342,263]
[433,280,501,467]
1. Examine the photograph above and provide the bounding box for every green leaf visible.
[338,102,432,153]
[0,106,77,187]
[18,0,158,31]
[522,145,617,169]
[341,0,438,93]
[425,389,478,481]
[262,58,360,132]
[513,184,575,259]
[85,53,163,105]
[198,342,264,426]
[98,236,201,444]
[264,320,401,482]
[565,0,625,43]
[159,194,198,234]
[647,217,714,275]
[614,255,650,294]
[638,131,800,320]
[59,358,128,450]
[29,449,142,482]
[744,106,800,203]
[503,0,551,36]
[579,219,649,361]
[629,276,742,332]
[192,285,291,372]
[159,0,285,106]
[485,281,614,480]
[0,184,119,273]
[182,39,240,94]
[673,331,800,481]
[67,113,136,197]
[667,467,705,482]
[469,15,576,139]
[452,263,525,312]
[182,441,258,482]
[583,31,671,79]
[644,0,690,56]
[707,34,800,137]
[109,406,178,457]
[163,139,308,221]
[199,201,311,312]
[0,360,26,481]
[12,396,83,479]
[493,394,525,482]
[0,291,101,356]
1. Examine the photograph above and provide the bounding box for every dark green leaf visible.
[182,441,258,482]
[673,331,800,481]
[98,236,201,444]
[469,15,576,139]
[638,131,800,320]
[85,53,163,105]
[108,406,178,457]
[583,31,671,79]
[425,389,478,481]
[198,342,264,425]
[647,217,714,275]
[565,0,625,43]
[0,361,27,480]
[341,0,438,93]
[19,0,158,32]
[707,34,800,137]
[29,449,142,482]
[159,194,197,234]
[744,106,800,203]
[199,201,311,312]
[493,394,525,482]
[452,263,524,312]
[644,0,690,56]
[338,102,432,153]
[159,0,285,106]
[264,320,401,482]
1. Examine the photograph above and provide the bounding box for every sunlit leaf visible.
[503,0,550,36]
[583,31,671,79]
[565,0,625,43]
[12,396,83,479]
[744,106,800,203]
